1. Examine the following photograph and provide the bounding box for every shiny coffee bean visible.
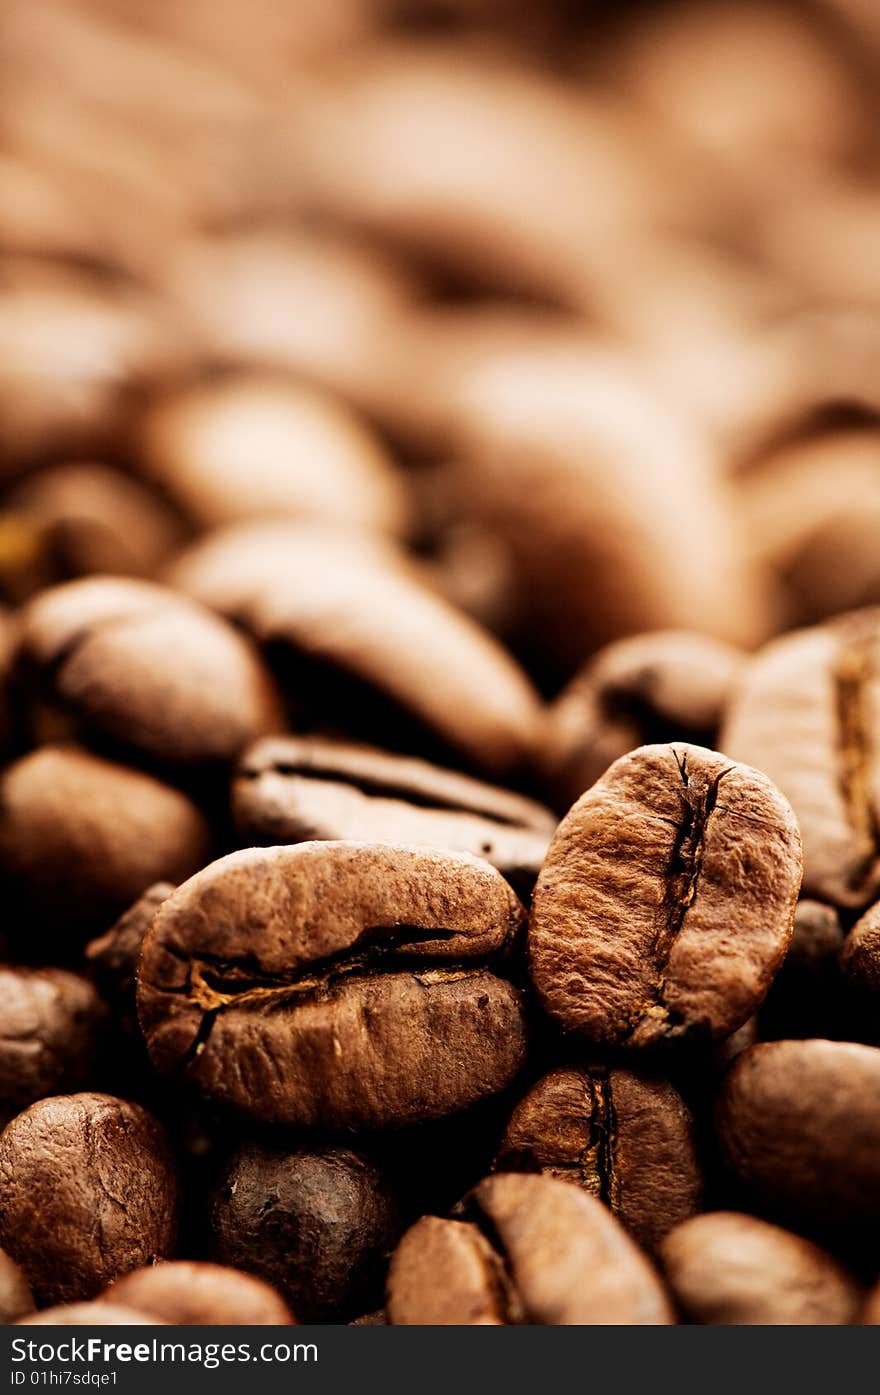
[496,1065,702,1251]
[528,743,802,1047]
[386,1173,674,1325]
[137,842,528,1129]
[233,735,555,899]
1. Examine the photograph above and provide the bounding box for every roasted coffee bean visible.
[717,1040,880,1227]
[167,522,542,778]
[542,631,745,811]
[350,1310,387,1326]
[528,743,802,1047]
[85,883,175,1027]
[0,1248,33,1323]
[16,576,283,774]
[0,966,106,1120]
[660,1212,862,1325]
[137,372,409,535]
[137,841,528,1130]
[386,1173,674,1325]
[0,745,209,939]
[721,609,880,909]
[233,735,555,899]
[495,1065,702,1251]
[102,1261,295,1326]
[19,1304,162,1326]
[0,1093,179,1305]
[841,898,880,994]
[761,899,846,1040]
[210,1144,399,1324]
[861,1282,880,1324]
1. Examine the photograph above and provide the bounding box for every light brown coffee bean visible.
[386,1173,674,1325]
[137,842,528,1129]
[495,1065,702,1251]
[19,1304,162,1326]
[528,743,802,1047]
[721,608,880,909]
[660,1212,862,1324]
[717,1039,880,1226]
[102,1261,295,1326]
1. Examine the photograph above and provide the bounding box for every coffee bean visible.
[542,631,744,810]
[0,745,209,939]
[0,966,106,1119]
[167,522,542,778]
[861,1282,880,1323]
[528,743,802,1047]
[660,1212,862,1324]
[386,1173,674,1324]
[137,372,409,535]
[19,1304,163,1326]
[841,898,880,993]
[101,1261,295,1326]
[721,609,880,908]
[85,883,175,1025]
[233,735,555,899]
[0,1247,33,1322]
[495,1065,702,1251]
[717,1039,880,1227]
[761,899,845,1040]
[210,1145,399,1323]
[137,842,528,1129]
[0,1093,179,1305]
[16,576,283,774]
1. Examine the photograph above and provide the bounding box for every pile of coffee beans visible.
[1,0,880,1326]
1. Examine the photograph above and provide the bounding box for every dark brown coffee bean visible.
[386,1172,674,1325]
[0,745,210,938]
[350,1310,387,1326]
[721,609,880,909]
[85,883,175,1027]
[137,841,528,1129]
[660,1212,862,1325]
[210,1144,399,1323]
[495,1065,702,1251]
[0,1093,179,1305]
[19,1304,162,1326]
[16,576,283,774]
[841,898,880,993]
[861,1281,880,1323]
[542,631,745,811]
[137,373,409,535]
[761,900,845,1040]
[528,743,802,1047]
[0,1248,34,1322]
[167,522,542,778]
[233,735,555,899]
[717,1039,880,1227]
[0,966,106,1119]
[102,1261,295,1326]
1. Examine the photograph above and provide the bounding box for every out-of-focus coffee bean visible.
[542,630,745,810]
[0,1248,34,1323]
[0,1093,179,1305]
[660,1212,862,1325]
[16,576,283,775]
[232,735,554,900]
[721,608,880,910]
[717,1039,880,1227]
[761,900,845,1040]
[85,882,175,1034]
[167,522,542,778]
[387,1173,674,1325]
[210,1144,399,1323]
[861,1280,880,1323]
[137,842,528,1129]
[495,1065,702,1252]
[529,743,802,1047]
[101,1261,295,1326]
[0,967,106,1121]
[18,1304,163,1326]
[0,745,210,940]
[136,373,409,535]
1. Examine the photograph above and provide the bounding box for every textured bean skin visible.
[717,1040,880,1226]
[137,841,528,1129]
[387,1173,674,1325]
[0,1093,179,1305]
[660,1212,862,1324]
[102,1261,295,1326]
[0,967,106,1119]
[721,609,880,908]
[528,743,802,1047]
[496,1065,702,1251]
